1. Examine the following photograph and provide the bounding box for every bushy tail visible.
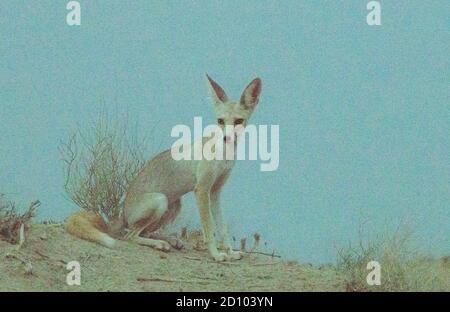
[65,210,117,248]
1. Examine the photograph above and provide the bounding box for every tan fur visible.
[64,75,262,261]
[65,210,116,248]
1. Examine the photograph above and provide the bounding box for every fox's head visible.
[206,74,262,145]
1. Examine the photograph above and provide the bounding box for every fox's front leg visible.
[194,187,228,262]
[210,189,243,260]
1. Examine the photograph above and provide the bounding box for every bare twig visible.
[210,261,241,266]
[181,227,187,239]
[251,262,282,266]
[34,249,68,265]
[5,252,33,275]
[137,277,211,284]
[243,250,282,258]
[182,255,203,261]
[15,223,25,251]
[240,238,247,252]
[251,232,261,251]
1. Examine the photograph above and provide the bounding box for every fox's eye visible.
[234,118,245,125]
[217,118,225,125]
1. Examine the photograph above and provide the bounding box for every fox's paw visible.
[166,237,184,250]
[154,240,171,252]
[211,251,243,262]
[227,250,243,261]
[212,252,228,262]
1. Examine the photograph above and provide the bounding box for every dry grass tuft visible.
[337,229,450,292]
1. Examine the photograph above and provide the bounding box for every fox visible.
[65,74,262,261]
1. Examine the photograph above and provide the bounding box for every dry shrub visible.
[59,116,147,223]
[337,229,450,292]
[0,194,40,244]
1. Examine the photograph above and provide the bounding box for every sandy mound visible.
[0,224,344,291]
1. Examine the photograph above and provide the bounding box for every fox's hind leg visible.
[124,192,171,251]
[143,199,184,250]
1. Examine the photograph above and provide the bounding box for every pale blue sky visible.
[0,1,449,263]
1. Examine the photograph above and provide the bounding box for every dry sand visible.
[0,224,345,291]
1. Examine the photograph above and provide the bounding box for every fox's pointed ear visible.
[240,77,262,109]
[206,74,229,104]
